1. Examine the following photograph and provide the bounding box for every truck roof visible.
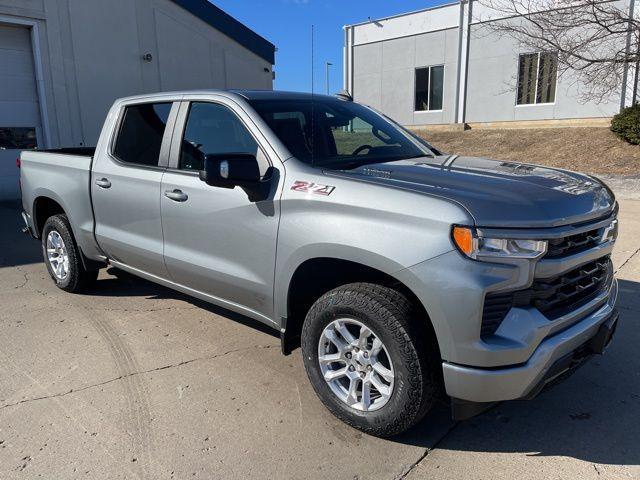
[231,90,337,101]
[115,89,338,104]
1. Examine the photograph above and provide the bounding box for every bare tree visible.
[475,0,639,105]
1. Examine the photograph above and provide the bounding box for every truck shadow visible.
[0,203,276,338]
[0,201,43,267]
[395,277,640,467]
[88,267,280,339]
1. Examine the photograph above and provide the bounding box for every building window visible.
[517,52,558,105]
[0,127,37,150]
[415,65,444,111]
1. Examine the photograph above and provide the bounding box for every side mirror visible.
[199,153,261,189]
[199,153,274,202]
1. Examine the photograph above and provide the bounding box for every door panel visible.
[92,164,166,276]
[161,100,281,320]
[161,172,280,317]
[92,101,177,278]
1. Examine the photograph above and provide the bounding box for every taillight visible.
[16,156,20,168]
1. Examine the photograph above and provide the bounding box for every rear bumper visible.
[443,279,618,406]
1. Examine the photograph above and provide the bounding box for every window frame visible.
[515,51,558,107]
[108,100,180,170]
[414,64,445,113]
[167,99,272,175]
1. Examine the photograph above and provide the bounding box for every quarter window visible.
[517,52,558,105]
[415,65,444,111]
[113,103,172,166]
[179,102,259,171]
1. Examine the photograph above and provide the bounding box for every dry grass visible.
[416,127,640,175]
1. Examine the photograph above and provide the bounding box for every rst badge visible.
[291,181,336,196]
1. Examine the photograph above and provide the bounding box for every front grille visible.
[528,257,612,318]
[481,256,613,337]
[546,228,601,258]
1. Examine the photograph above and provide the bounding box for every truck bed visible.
[20,149,101,261]
[37,147,96,157]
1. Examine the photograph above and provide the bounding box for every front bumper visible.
[443,279,618,406]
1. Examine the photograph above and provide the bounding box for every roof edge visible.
[170,0,276,64]
[345,1,459,29]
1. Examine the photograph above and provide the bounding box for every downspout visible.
[349,26,355,97]
[343,26,349,92]
[342,25,355,97]
[620,0,636,110]
[455,0,473,125]
[633,39,639,105]
[454,0,466,122]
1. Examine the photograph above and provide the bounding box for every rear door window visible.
[113,103,172,167]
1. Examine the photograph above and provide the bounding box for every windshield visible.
[248,97,436,169]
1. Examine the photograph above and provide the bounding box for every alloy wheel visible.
[46,230,70,280]
[318,318,395,412]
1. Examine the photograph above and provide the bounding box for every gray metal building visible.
[344,1,633,129]
[0,0,275,199]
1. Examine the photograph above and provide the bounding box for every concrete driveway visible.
[0,195,638,480]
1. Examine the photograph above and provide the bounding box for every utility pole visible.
[325,62,333,95]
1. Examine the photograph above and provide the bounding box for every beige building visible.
[344,1,633,129]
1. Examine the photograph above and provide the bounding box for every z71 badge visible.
[290,181,336,196]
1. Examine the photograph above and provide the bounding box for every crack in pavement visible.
[393,421,459,480]
[0,256,30,289]
[13,270,29,290]
[0,343,276,411]
[96,305,199,313]
[615,245,640,274]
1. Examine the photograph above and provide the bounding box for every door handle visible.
[164,189,188,202]
[95,178,111,189]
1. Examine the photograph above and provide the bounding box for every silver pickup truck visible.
[20,90,619,437]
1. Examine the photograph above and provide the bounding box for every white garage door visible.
[0,24,41,200]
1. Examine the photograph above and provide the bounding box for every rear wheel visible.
[42,214,98,293]
[301,282,437,437]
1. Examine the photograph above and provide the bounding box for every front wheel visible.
[42,214,98,293]
[301,283,437,437]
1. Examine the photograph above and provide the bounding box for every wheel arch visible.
[32,194,104,271]
[33,195,66,239]
[280,256,441,360]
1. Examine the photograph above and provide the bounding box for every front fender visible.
[274,243,408,320]
[272,162,473,349]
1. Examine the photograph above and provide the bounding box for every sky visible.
[211,0,448,94]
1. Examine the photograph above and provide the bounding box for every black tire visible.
[42,214,99,293]
[301,282,437,437]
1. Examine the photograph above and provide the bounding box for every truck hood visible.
[327,155,616,228]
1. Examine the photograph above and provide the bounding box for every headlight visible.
[452,226,547,260]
